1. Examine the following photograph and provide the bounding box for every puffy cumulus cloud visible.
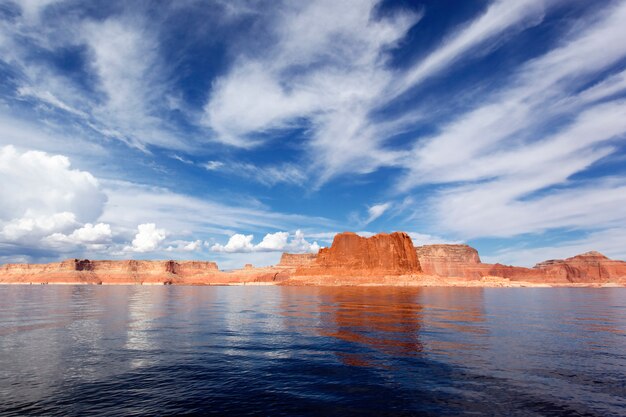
[290,230,320,253]
[126,223,167,253]
[44,223,113,246]
[0,146,106,224]
[256,231,289,251]
[211,234,255,253]
[1,212,78,241]
[211,230,319,253]
[0,146,111,257]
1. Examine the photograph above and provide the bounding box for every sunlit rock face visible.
[1,236,626,286]
[0,259,220,284]
[297,232,421,276]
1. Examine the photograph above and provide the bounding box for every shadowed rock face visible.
[278,253,317,267]
[298,232,421,276]
[416,244,481,277]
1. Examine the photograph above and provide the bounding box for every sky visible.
[1,0,626,269]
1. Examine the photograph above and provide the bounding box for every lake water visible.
[0,286,624,416]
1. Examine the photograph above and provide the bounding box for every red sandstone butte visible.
[297,232,421,276]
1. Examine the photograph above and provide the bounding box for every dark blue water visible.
[0,286,624,416]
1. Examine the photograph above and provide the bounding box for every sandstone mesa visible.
[1,231,625,287]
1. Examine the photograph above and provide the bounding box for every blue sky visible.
[1,0,626,269]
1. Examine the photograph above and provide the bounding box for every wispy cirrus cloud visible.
[398,3,626,239]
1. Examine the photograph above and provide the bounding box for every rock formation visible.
[1,232,625,286]
[297,232,421,276]
[0,259,221,285]
[532,251,626,283]
[414,245,626,284]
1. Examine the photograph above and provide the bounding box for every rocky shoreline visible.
[1,232,625,287]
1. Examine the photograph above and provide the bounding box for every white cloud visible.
[483,228,626,267]
[202,160,225,170]
[256,231,289,251]
[0,8,190,152]
[0,145,107,253]
[67,223,112,243]
[408,232,461,247]
[211,230,319,254]
[17,0,63,22]
[390,0,547,98]
[365,203,391,225]
[1,212,77,241]
[45,223,112,245]
[0,145,106,223]
[166,239,203,252]
[396,2,626,239]
[211,233,255,253]
[202,0,558,186]
[202,160,307,186]
[126,223,167,253]
[289,230,320,253]
[42,223,113,252]
[80,18,185,150]
[203,0,421,181]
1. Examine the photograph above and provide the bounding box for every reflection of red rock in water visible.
[297,232,421,277]
[316,288,424,362]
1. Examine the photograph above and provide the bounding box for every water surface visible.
[0,286,624,416]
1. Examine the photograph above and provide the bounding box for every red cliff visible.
[297,232,421,276]
[1,233,625,286]
[0,259,220,285]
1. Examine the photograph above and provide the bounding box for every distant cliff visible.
[1,232,625,286]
